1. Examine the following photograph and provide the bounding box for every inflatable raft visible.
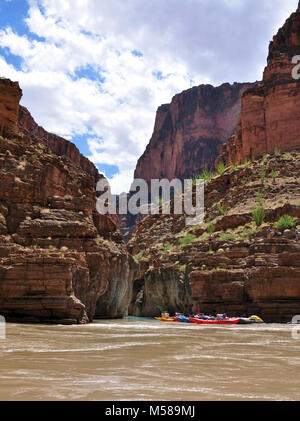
[174,316,192,323]
[154,313,264,325]
[189,317,241,325]
[155,312,177,322]
[155,317,177,322]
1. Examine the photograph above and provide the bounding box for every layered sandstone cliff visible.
[18,106,120,229]
[128,4,300,322]
[0,78,137,324]
[217,6,300,167]
[129,152,300,322]
[121,82,251,241]
[135,82,252,185]
[18,106,100,183]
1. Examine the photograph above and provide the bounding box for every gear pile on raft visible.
[155,312,264,325]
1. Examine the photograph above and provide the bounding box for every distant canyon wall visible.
[135,82,252,185]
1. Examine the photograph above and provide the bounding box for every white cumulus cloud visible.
[0,0,298,193]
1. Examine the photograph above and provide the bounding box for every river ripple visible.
[0,317,299,401]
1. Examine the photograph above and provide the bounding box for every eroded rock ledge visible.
[127,4,300,322]
[129,152,300,322]
[0,78,137,324]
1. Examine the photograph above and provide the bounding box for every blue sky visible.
[0,1,28,34]
[0,0,298,192]
[0,0,28,69]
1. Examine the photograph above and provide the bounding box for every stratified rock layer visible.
[18,106,121,229]
[121,82,251,241]
[135,82,252,185]
[18,106,100,182]
[129,152,300,322]
[0,78,137,324]
[217,7,300,167]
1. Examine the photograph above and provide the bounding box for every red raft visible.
[189,317,241,325]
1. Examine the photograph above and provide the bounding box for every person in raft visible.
[295,229,300,241]
[217,313,227,320]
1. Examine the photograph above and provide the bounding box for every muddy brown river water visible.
[0,318,299,401]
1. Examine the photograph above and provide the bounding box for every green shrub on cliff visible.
[271,169,277,183]
[252,206,265,227]
[217,162,226,175]
[240,227,255,240]
[212,266,227,272]
[134,251,144,260]
[194,170,215,183]
[217,204,229,216]
[204,170,215,181]
[260,164,268,185]
[192,170,214,185]
[179,234,196,245]
[219,233,235,241]
[192,174,201,184]
[163,243,173,253]
[274,215,296,231]
[207,223,215,235]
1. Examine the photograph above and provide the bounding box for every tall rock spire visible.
[216,4,300,167]
[265,4,300,82]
